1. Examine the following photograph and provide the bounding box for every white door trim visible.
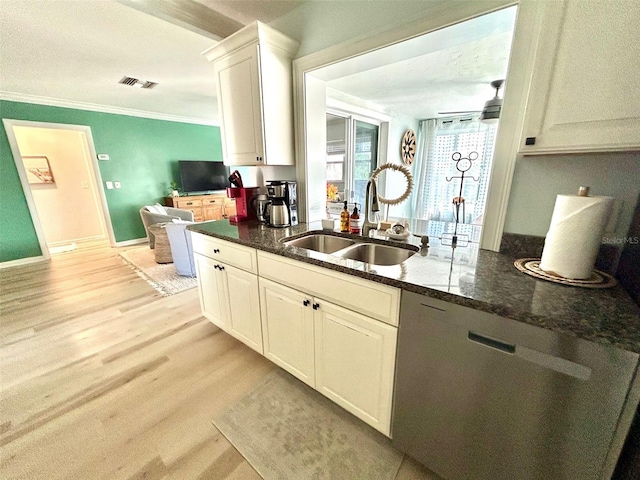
[293,0,543,250]
[3,119,117,259]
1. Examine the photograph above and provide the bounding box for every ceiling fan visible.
[438,79,505,120]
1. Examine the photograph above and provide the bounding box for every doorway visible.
[294,1,536,250]
[3,119,115,259]
[309,6,516,241]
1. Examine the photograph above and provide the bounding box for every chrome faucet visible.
[362,177,380,237]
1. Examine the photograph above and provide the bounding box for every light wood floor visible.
[0,241,440,480]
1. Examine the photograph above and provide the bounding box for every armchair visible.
[139,205,194,248]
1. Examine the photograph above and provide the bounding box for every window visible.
[412,116,497,244]
[326,112,380,211]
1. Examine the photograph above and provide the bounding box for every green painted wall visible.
[0,100,222,262]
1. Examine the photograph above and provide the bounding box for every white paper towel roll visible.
[539,195,614,279]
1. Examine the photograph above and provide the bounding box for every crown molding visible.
[0,91,219,127]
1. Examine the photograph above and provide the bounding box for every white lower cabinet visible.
[259,278,315,387]
[258,276,397,436]
[225,264,263,354]
[194,252,263,354]
[314,301,397,436]
[194,253,229,330]
[193,236,399,436]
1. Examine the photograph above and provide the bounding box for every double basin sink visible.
[282,232,418,266]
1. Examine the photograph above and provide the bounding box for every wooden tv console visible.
[164,194,236,222]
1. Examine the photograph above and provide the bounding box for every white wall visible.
[14,126,105,245]
[504,153,640,240]
[384,113,420,221]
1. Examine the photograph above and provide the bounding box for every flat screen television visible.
[178,160,230,194]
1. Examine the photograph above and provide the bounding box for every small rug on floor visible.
[119,247,197,296]
[213,369,404,480]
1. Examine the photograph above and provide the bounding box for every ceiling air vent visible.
[118,76,158,89]
[119,76,139,86]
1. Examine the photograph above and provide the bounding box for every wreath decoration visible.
[400,129,416,165]
[370,163,414,205]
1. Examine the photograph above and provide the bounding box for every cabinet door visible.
[520,0,640,154]
[314,301,397,436]
[202,196,224,221]
[223,200,236,219]
[203,204,223,221]
[224,263,263,354]
[194,253,229,330]
[259,278,315,387]
[215,44,265,166]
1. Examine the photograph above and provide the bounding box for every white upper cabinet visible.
[519,0,640,155]
[204,22,299,166]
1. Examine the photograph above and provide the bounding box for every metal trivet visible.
[514,258,617,289]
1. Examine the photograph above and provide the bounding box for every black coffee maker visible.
[265,181,298,227]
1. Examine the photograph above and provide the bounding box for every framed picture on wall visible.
[23,156,55,184]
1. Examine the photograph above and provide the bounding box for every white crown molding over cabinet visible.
[518,0,640,155]
[203,21,299,166]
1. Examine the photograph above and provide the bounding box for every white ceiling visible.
[0,1,516,125]
[314,6,517,119]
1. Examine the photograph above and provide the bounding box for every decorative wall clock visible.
[400,129,416,165]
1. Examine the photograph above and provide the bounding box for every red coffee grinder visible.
[227,170,258,224]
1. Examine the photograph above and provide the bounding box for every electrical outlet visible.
[114,181,121,189]
[97,154,110,161]
[106,181,114,190]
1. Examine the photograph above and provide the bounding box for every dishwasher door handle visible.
[468,331,516,354]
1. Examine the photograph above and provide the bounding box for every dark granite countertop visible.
[187,220,640,355]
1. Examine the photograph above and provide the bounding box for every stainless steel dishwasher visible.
[392,291,639,480]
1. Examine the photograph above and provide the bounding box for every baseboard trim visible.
[115,238,148,247]
[0,255,47,269]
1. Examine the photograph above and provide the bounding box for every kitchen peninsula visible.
[188,220,640,352]
[187,219,640,480]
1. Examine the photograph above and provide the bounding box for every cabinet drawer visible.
[192,233,257,274]
[175,199,203,208]
[202,196,223,206]
[257,251,400,326]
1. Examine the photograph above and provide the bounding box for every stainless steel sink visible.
[337,243,417,266]
[284,234,356,254]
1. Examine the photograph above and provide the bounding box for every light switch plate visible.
[114,181,121,189]
[106,181,114,189]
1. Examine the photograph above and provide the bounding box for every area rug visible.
[119,247,197,296]
[213,369,404,480]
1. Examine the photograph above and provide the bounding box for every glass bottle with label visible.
[340,201,350,233]
[349,205,361,234]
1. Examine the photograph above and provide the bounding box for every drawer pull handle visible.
[468,331,515,354]
[420,302,446,312]
[312,303,320,310]
[214,264,220,270]
[213,249,220,254]
[303,300,310,307]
